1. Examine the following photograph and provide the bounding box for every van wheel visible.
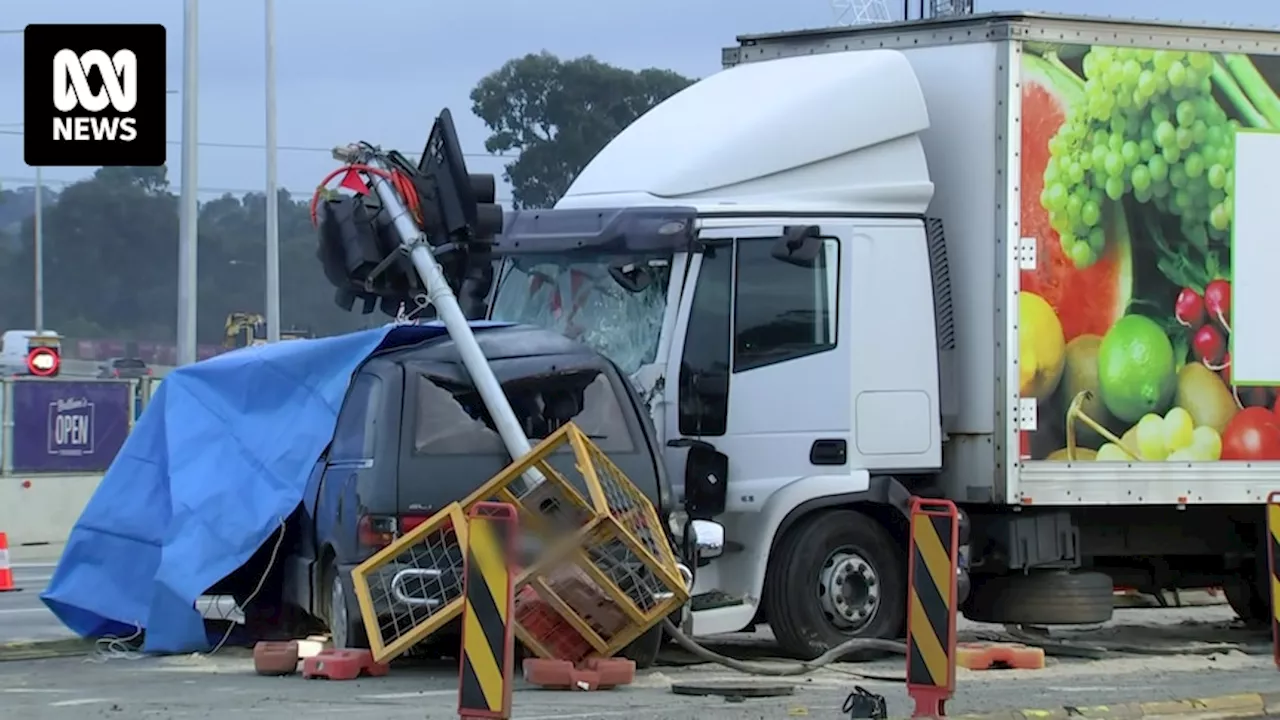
[618,624,662,669]
[765,509,906,660]
[324,562,369,650]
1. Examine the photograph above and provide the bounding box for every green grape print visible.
[1041,47,1237,269]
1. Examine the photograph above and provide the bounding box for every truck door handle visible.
[810,439,847,466]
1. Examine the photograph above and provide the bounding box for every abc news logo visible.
[24,24,166,167]
[53,49,140,143]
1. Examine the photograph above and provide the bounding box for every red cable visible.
[309,163,426,229]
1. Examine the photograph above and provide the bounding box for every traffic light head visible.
[314,107,504,319]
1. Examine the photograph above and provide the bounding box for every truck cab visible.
[486,48,960,657]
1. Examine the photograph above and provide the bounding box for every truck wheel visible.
[764,509,906,660]
[1224,542,1270,627]
[963,571,1112,625]
[324,562,369,649]
[618,624,663,669]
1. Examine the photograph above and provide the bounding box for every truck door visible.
[662,224,846,619]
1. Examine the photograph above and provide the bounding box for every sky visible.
[1,0,1278,204]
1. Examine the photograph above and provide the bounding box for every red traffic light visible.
[26,346,60,377]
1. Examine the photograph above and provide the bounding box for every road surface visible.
[0,561,69,643]
[0,637,1277,720]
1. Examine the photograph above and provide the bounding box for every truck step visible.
[690,591,746,612]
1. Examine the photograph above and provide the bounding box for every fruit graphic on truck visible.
[1018,44,1280,462]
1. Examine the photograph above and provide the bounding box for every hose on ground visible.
[660,618,908,677]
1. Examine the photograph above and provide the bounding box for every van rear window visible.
[413,371,634,456]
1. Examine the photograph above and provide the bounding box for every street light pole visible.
[264,0,281,343]
[33,166,43,332]
[177,0,200,365]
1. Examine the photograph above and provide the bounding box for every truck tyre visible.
[764,509,906,660]
[1224,540,1270,627]
[618,624,663,669]
[324,561,369,650]
[963,571,1112,625]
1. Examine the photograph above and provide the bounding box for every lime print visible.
[1097,314,1177,424]
[1019,42,1280,463]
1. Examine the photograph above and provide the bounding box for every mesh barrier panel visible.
[351,423,688,664]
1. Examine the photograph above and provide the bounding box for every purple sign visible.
[10,380,131,473]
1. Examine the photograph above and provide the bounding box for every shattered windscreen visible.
[489,256,671,375]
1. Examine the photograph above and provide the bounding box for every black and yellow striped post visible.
[458,502,517,719]
[905,496,959,717]
[1267,491,1279,671]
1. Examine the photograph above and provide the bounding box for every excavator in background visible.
[224,312,314,350]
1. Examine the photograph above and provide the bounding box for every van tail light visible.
[399,514,430,534]
[146,367,153,376]
[357,514,397,549]
[112,369,120,378]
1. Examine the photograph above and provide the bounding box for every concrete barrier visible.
[0,473,104,551]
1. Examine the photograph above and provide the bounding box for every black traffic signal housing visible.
[314,107,504,318]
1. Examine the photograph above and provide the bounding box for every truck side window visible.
[733,237,838,372]
[678,245,732,437]
[329,374,382,462]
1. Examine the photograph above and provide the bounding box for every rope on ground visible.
[205,517,287,657]
[84,517,287,663]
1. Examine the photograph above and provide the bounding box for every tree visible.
[470,52,694,208]
[0,167,368,346]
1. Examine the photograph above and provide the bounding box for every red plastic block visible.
[302,649,390,681]
[522,657,635,690]
[956,642,1045,670]
[253,640,299,676]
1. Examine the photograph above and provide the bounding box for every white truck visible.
[482,12,1280,657]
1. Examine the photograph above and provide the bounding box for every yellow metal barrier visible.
[351,423,688,664]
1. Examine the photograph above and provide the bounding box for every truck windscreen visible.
[489,255,671,375]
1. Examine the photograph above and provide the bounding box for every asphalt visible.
[0,561,69,643]
[3,569,1276,720]
[1,640,1278,720]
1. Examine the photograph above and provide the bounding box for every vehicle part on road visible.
[764,509,906,659]
[963,571,1114,626]
[302,648,389,681]
[350,426,688,665]
[904,498,960,719]
[843,686,889,719]
[0,533,16,593]
[458,503,517,720]
[670,680,797,699]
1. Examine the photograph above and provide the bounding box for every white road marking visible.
[0,608,50,615]
[49,698,117,707]
[2,688,69,694]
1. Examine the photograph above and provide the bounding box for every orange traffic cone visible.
[0,532,17,592]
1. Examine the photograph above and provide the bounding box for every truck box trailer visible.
[477,12,1280,657]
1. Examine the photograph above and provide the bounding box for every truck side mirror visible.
[770,225,822,267]
[669,438,728,519]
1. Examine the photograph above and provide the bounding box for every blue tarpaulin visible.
[42,322,507,653]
